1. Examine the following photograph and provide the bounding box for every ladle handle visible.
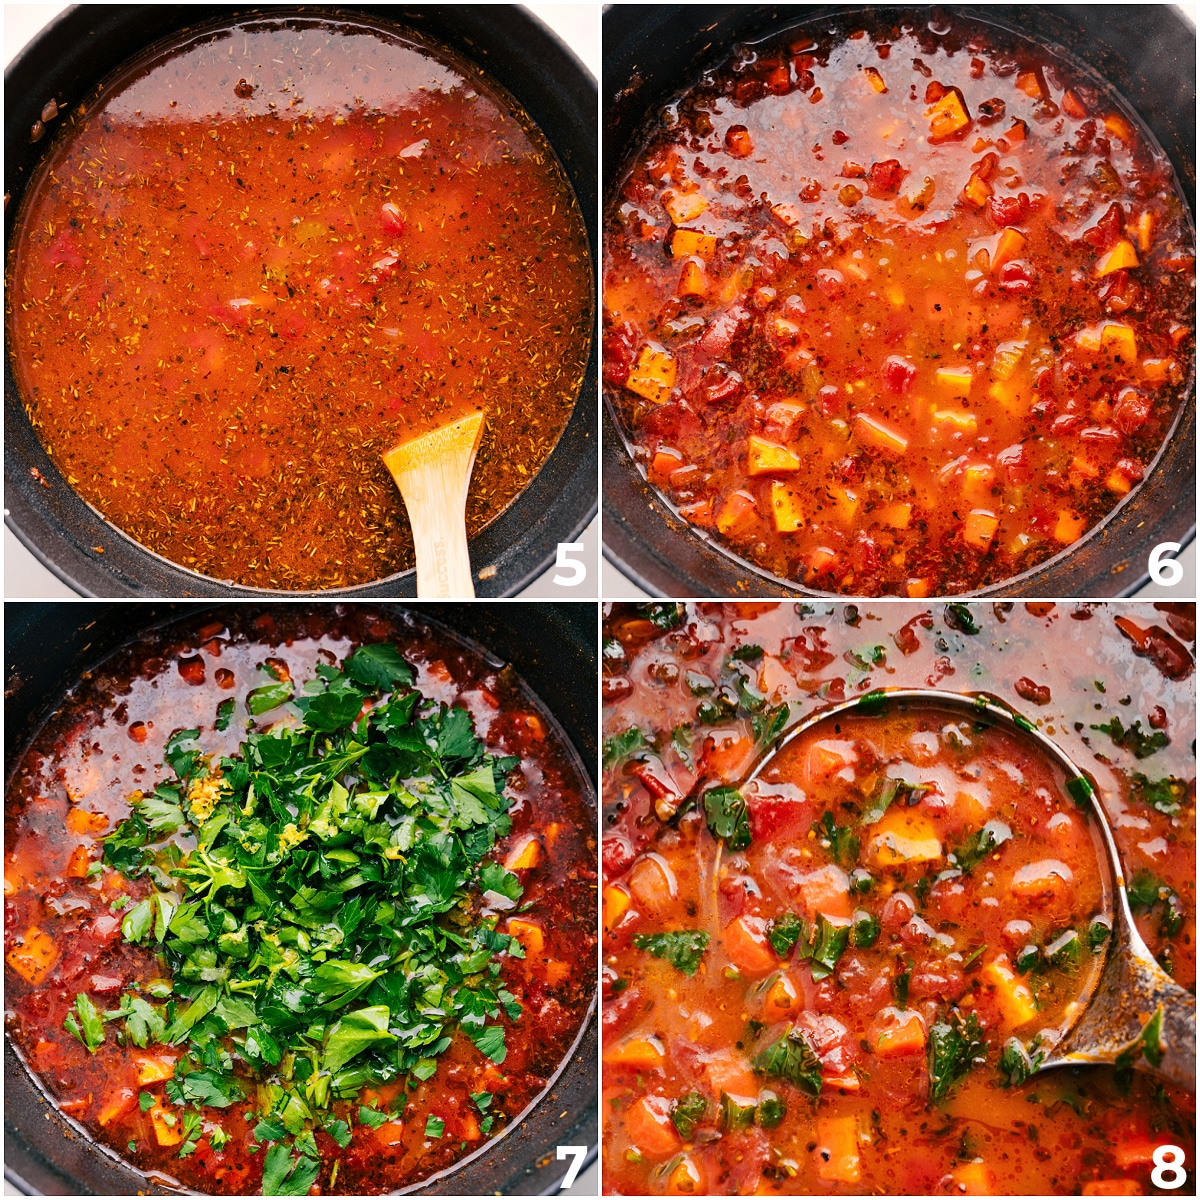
[1148,975,1196,1092]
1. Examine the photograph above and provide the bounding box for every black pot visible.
[5,5,598,597]
[3,601,597,1196]
[602,4,1196,598]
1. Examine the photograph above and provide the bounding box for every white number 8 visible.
[1151,1144,1187,1190]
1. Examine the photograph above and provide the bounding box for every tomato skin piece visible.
[997,259,1036,295]
[1113,387,1152,434]
[987,193,1029,227]
[380,201,405,235]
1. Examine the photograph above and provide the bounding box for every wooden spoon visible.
[382,409,485,597]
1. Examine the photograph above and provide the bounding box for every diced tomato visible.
[987,192,1030,227]
[603,323,639,386]
[1113,387,1152,434]
[997,259,1035,295]
[745,790,810,841]
[602,835,637,881]
[867,158,905,195]
[380,201,405,235]
[881,355,916,394]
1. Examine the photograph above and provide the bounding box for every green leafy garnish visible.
[950,820,1012,873]
[1091,717,1169,759]
[670,1091,707,1138]
[603,727,645,770]
[97,643,529,1192]
[425,1115,445,1139]
[944,604,981,635]
[756,1090,786,1129]
[261,1142,321,1196]
[632,931,710,977]
[860,777,932,826]
[813,810,859,867]
[1130,773,1187,816]
[704,787,751,851]
[63,993,105,1053]
[1126,871,1184,937]
[752,1029,823,1096]
[766,911,805,957]
[928,1010,988,1101]
[998,1036,1045,1088]
[808,914,849,981]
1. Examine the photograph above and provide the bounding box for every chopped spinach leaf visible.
[752,1029,823,1096]
[704,787,751,851]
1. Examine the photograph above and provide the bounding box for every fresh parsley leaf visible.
[928,1010,988,1101]
[998,1036,1045,1087]
[951,820,1012,873]
[425,1115,445,1139]
[766,912,804,957]
[642,603,685,630]
[323,1006,396,1074]
[1130,773,1187,816]
[603,726,644,770]
[121,897,154,944]
[861,777,932,826]
[752,1029,823,1096]
[1091,717,1169,759]
[261,1142,321,1196]
[814,810,859,867]
[358,1106,390,1129]
[345,644,414,690]
[246,682,294,716]
[215,698,236,732]
[479,861,523,904]
[670,1090,707,1138]
[704,787,751,851]
[323,1118,352,1148]
[471,1024,507,1064]
[63,992,105,1053]
[944,604,981,635]
[632,930,710,977]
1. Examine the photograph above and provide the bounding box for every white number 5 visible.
[1149,542,1183,587]
[557,1145,588,1190]
[553,542,586,586]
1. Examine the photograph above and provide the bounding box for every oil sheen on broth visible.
[8,16,592,589]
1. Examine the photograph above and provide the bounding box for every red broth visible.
[603,14,1194,596]
[602,601,1195,1195]
[8,15,592,589]
[5,607,596,1194]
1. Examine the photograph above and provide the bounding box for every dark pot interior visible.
[602,3,1196,599]
[3,601,597,1195]
[5,5,598,597]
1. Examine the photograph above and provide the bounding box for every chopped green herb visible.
[944,604,981,635]
[632,931,710,977]
[425,1115,445,1139]
[808,914,849,981]
[766,911,805,957]
[851,909,880,949]
[756,1090,786,1129]
[704,787,751,851]
[719,1092,756,1131]
[670,1090,707,1139]
[814,810,859,867]
[1091,717,1169,759]
[604,726,645,770]
[1130,773,1187,816]
[63,993,105,1053]
[951,820,1012,873]
[998,1036,1045,1088]
[752,1029,824,1096]
[928,1010,988,1101]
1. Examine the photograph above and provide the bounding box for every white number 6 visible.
[1151,1144,1187,1189]
[553,542,586,586]
[1149,542,1183,587]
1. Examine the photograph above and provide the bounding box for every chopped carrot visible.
[1095,239,1139,277]
[746,435,800,476]
[715,490,758,536]
[662,189,708,225]
[375,1120,405,1146]
[796,863,854,920]
[854,413,909,455]
[65,845,92,879]
[1015,71,1042,99]
[507,918,545,956]
[624,1095,681,1158]
[906,578,931,598]
[669,229,718,260]
[6,925,57,984]
[963,510,999,552]
[703,731,755,779]
[722,915,778,975]
[982,956,1038,1026]
[952,1161,996,1194]
[925,90,970,139]
[814,1115,862,1184]
[961,173,992,207]
[603,1036,666,1072]
[871,1007,927,1057]
[764,973,799,1016]
[677,258,707,297]
[991,228,1027,272]
[65,808,109,835]
[603,886,632,932]
[98,1088,139,1129]
[867,810,943,866]
[135,1054,177,1084]
[769,481,806,532]
[504,836,543,871]
[1053,510,1087,545]
[626,344,677,404]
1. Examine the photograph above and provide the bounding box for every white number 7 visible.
[556,1145,588,1190]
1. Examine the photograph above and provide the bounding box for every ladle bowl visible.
[732,687,1196,1090]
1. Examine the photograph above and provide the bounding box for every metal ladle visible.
[733,687,1195,1090]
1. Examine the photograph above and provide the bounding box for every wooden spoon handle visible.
[405,483,475,598]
